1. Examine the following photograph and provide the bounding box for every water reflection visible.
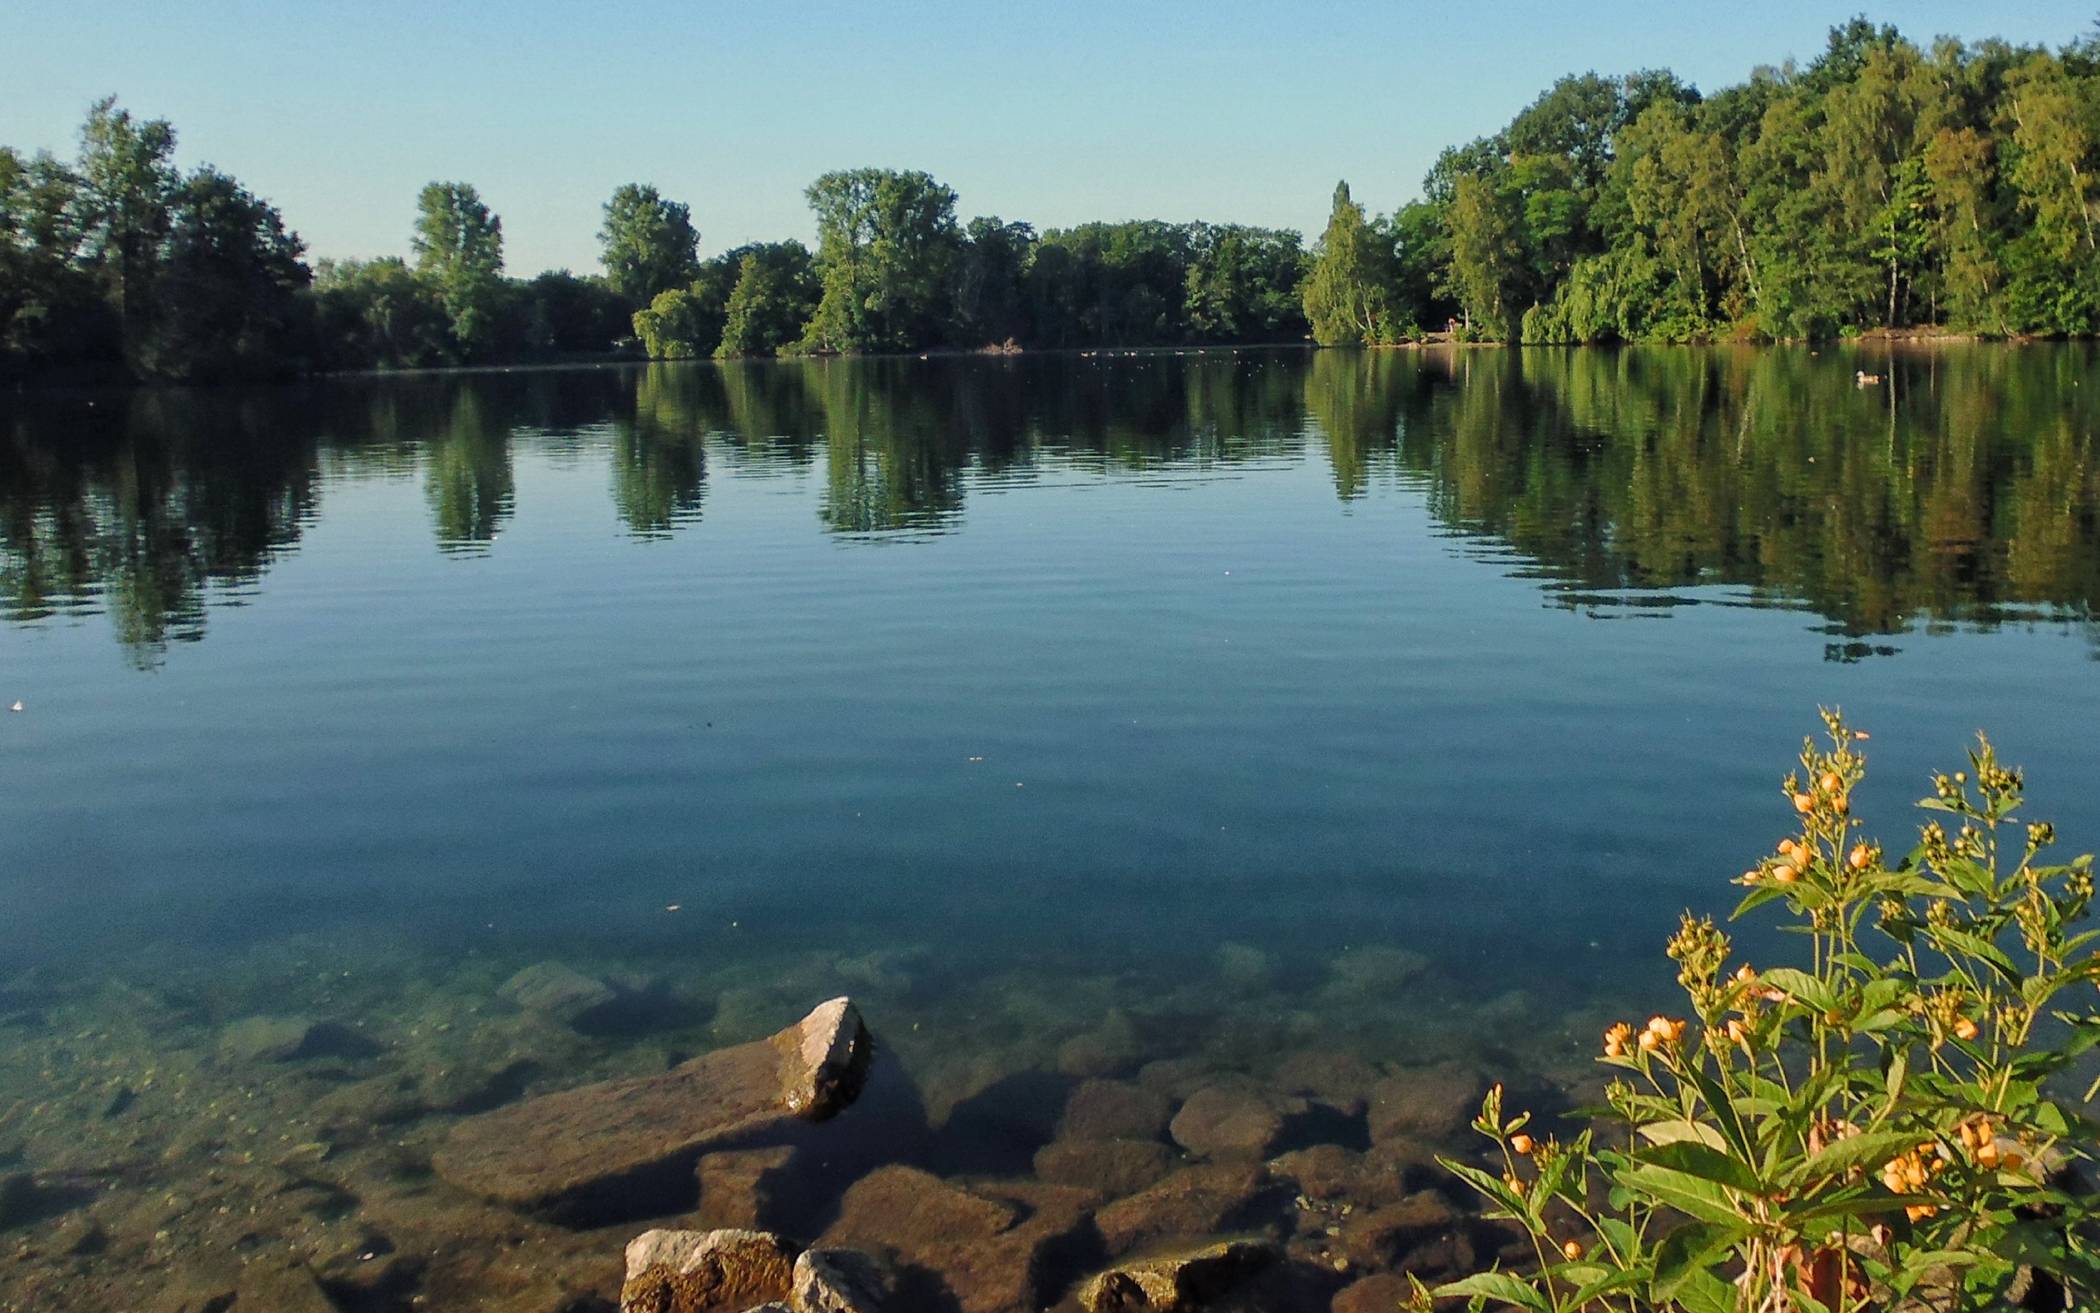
[3,345,2097,665]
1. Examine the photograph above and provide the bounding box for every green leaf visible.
[1617,1163,1745,1226]
[1758,967,1833,1011]
[1638,1139,1763,1193]
[1652,1220,1749,1299]
[1637,1119,1730,1151]
[1782,1129,1921,1189]
[1434,1271,1550,1313]
[1673,1266,1740,1313]
[1926,924,2021,984]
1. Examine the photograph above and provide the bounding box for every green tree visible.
[598,183,701,305]
[796,168,961,353]
[411,181,505,358]
[1301,182,1395,345]
[75,97,178,354]
[1446,175,1524,337]
[717,242,819,357]
[1186,224,1307,343]
[146,168,309,378]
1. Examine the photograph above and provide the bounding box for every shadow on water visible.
[5,345,2098,667]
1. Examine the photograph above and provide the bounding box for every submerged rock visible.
[235,1259,337,1313]
[1213,943,1273,992]
[819,1166,1094,1313]
[619,1228,797,1313]
[1077,1240,1276,1312]
[1056,1009,1142,1078]
[1366,1063,1485,1146]
[1060,1079,1172,1143]
[792,1247,891,1313]
[435,997,872,1222]
[1338,1192,1462,1271]
[1331,1272,1412,1313]
[1033,1137,1176,1196]
[219,1015,379,1063]
[693,1146,797,1232]
[1094,1162,1289,1256]
[1324,947,1430,996]
[499,961,617,1027]
[1169,1082,1308,1161]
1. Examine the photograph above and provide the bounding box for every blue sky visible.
[5,2,2095,275]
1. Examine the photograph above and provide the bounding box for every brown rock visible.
[1271,1145,1367,1202]
[1135,1057,1221,1101]
[694,1146,797,1231]
[499,961,616,1025]
[819,1167,1091,1313]
[619,1228,797,1313]
[235,1260,337,1313]
[792,1247,890,1313]
[1331,1272,1412,1313]
[1078,1240,1276,1312]
[1094,1163,1287,1256]
[1169,1083,1306,1161]
[1270,1050,1382,1115]
[1033,1138,1176,1196]
[1325,947,1430,994]
[1057,1009,1142,1078]
[1339,1192,1461,1272]
[1061,1080,1173,1142]
[434,997,872,1222]
[1366,1064,1485,1146]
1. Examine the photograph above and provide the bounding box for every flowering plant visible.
[1431,712,2100,1313]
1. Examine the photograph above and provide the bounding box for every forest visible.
[2,18,2097,382]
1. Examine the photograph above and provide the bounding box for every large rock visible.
[219,1016,378,1063]
[1061,1079,1173,1143]
[1057,1009,1143,1078]
[1169,1083,1307,1161]
[234,1260,337,1313]
[1324,947,1430,995]
[1331,1273,1412,1313]
[1078,1240,1276,1312]
[1366,1064,1485,1146]
[1270,1050,1382,1116]
[1338,1192,1461,1272]
[1094,1163,1289,1256]
[818,1167,1094,1313]
[619,1229,797,1313]
[1033,1138,1176,1196]
[694,1146,797,1232]
[435,998,872,1222]
[499,961,617,1026]
[792,1247,890,1313]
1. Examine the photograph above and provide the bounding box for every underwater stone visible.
[619,1228,797,1313]
[1365,1063,1485,1146]
[1033,1137,1176,1196]
[1076,1239,1276,1313]
[819,1167,1092,1313]
[791,1246,891,1313]
[1270,1144,1369,1202]
[1094,1162,1289,1256]
[1169,1082,1308,1161]
[1338,1192,1461,1271]
[1331,1272,1412,1313]
[1213,943,1272,992]
[1056,1008,1142,1077]
[435,997,872,1223]
[1324,947,1430,995]
[1059,1079,1172,1143]
[693,1146,797,1232]
[1270,1049,1382,1115]
[218,1015,318,1062]
[235,1259,337,1313]
[499,962,617,1026]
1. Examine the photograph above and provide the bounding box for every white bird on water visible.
[1856,369,1885,386]
[8,701,21,713]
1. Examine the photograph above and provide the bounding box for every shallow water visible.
[2,345,2098,1307]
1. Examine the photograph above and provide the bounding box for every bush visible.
[1431,711,2100,1313]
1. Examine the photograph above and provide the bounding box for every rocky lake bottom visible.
[0,933,1620,1312]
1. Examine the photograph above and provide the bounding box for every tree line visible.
[4,19,2098,381]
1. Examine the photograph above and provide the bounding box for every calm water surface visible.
[2,345,2097,1305]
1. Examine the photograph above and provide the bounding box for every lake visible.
[3,345,2098,1309]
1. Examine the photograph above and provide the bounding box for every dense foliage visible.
[5,19,2098,380]
[1432,712,2100,1313]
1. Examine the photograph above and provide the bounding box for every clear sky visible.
[5,2,2096,275]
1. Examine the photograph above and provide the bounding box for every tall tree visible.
[76,97,178,353]
[717,242,819,357]
[147,167,309,378]
[411,181,504,358]
[1446,175,1524,335]
[796,168,961,353]
[1301,182,1395,345]
[599,183,701,305]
